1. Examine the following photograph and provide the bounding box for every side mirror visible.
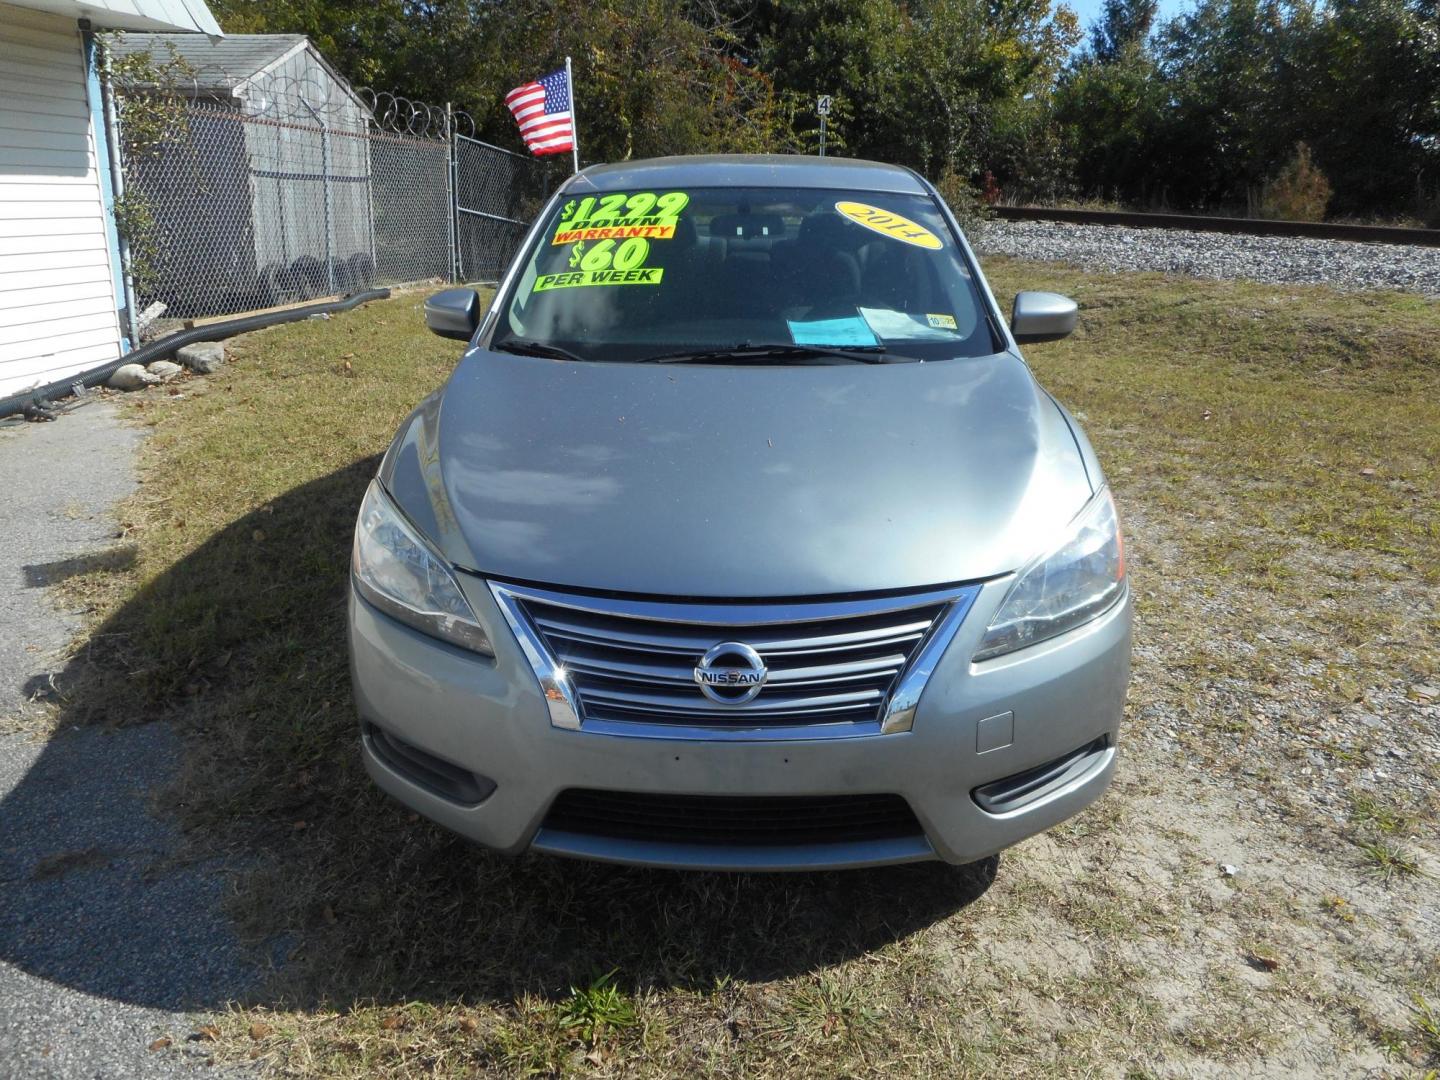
[424,288,481,341]
[1011,291,1078,344]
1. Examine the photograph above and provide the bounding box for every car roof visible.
[567,154,931,196]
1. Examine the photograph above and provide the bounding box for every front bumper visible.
[349,574,1131,871]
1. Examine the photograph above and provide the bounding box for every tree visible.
[211,0,797,162]
[1088,0,1160,62]
[727,0,1078,190]
[1148,0,1316,210]
[1057,0,1439,216]
[1055,42,1165,204]
[1054,0,1165,203]
[211,0,1439,218]
[1300,0,1440,216]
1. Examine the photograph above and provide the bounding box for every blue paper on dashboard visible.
[786,315,881,347]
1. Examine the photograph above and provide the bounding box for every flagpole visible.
[565,55,580,174]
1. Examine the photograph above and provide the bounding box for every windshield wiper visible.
[640,343,914,365]
[490,338,588,363]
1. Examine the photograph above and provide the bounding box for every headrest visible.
[671,214,696,246]
[800,211,864,250]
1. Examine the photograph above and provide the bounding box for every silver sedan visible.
[349,154,1131,871]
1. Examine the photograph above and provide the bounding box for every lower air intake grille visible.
[543,789,923,846]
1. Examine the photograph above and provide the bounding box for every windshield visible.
[496,185,997,363]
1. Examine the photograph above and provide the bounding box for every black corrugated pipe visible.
[1,288,391,421]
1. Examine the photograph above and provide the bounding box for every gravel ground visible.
[0,403,252,1078]
[973,219,1440,296]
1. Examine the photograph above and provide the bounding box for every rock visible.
[972,221,1440,298]
[107,363,158,391]
[177,341,225,374]
[146,360,182,381]
[136,300,168,333]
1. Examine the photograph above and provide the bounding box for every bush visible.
[935,168,994,236]
[1414,189,1440,230]
[1258,144,1333,222]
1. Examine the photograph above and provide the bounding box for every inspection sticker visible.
[835,201,943,249]
[926,313,958,329]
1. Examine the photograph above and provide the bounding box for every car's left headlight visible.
[974,487,1125,661]
[351,480,492,655]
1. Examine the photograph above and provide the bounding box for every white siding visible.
[0,2,123,399]
[15,0,223,36]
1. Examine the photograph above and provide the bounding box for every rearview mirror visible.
[1011,291,1078,344]
[424,288,481,341]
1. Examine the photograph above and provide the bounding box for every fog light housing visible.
[365,724,496,805]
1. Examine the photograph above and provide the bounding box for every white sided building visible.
[0,0,220,402]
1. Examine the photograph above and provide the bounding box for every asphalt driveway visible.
[0,403,253,1078]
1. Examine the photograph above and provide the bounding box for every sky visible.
[1064,0,1190,41]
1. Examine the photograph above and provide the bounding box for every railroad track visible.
[992,205,1440,247]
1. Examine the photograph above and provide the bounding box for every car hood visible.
[380,349,1094,597]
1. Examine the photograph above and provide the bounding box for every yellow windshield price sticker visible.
[552,191,689,245]
[834,201,943,249]
[554,223,676,244]
[535,268,663,290]
[534,236,664,291]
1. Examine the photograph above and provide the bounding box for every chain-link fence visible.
[455,135,558,282]
[119,94,553,321]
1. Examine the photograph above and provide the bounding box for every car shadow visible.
[0,457,997,1012]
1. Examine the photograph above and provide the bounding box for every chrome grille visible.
[489,582,982,739]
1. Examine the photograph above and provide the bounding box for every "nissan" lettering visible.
[696,669,764,686]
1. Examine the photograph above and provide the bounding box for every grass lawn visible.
[49,263,1440,1077]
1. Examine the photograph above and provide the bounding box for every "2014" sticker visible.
[834,201,943,249]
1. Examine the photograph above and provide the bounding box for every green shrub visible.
[935,168,994,235]
[1259,143,1333,222]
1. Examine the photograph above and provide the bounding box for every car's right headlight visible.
[351,480,492,655]
[973,487,1125,661]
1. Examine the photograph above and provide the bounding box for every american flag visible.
[505,69,574,157]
